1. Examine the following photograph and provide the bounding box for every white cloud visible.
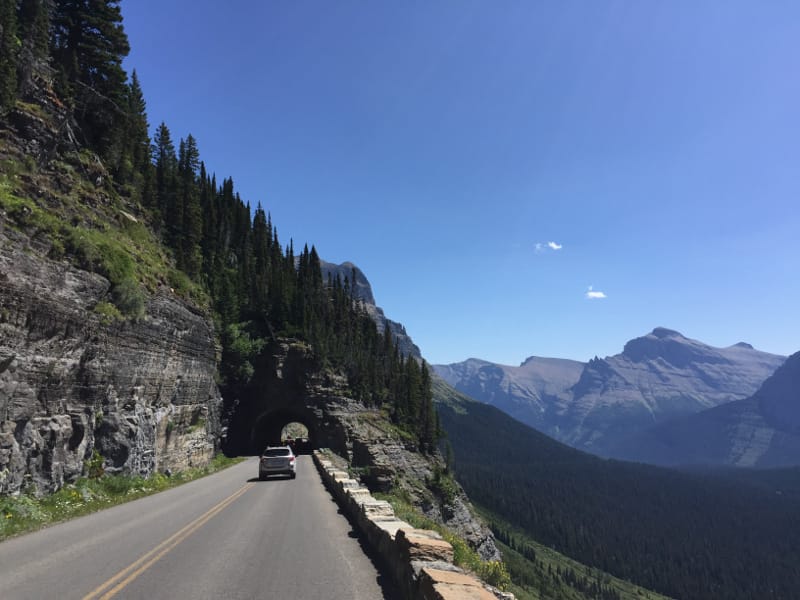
[585,285,607,299]
[535,241,562,253]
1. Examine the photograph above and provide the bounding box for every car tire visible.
[290,472,296,479]
[259,473,266,481]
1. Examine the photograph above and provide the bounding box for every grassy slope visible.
[0,106,206,314]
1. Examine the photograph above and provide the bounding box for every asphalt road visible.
[0,456,400,599]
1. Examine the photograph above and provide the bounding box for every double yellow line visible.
[82,482,253,600]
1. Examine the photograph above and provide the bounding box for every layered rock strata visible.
[0,227,221,495]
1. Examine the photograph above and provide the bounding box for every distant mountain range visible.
[322,261,796,467]
[434,327,789,464]
[608,350,800,467]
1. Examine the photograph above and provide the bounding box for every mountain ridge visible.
[434,327,786,463]
[319,259,421,359]
[606,350,800,467]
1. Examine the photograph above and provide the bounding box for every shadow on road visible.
[321,496,403,599]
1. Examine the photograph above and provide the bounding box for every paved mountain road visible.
[0,456,399,599]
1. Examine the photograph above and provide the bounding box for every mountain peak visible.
[623,327,711,366]
[732,342,754,349]
[650,327,684,339]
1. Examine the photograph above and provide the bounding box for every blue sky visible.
[121,1,800,365]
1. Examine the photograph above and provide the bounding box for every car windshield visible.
[264,448,291,457]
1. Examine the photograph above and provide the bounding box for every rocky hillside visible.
[320,259,421,359]
[607,350,800,467]
[1,87,221,495]
[434,327,786,461]
[221,338,500,561]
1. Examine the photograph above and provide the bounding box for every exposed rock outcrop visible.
[0,226,221,495]
[223,339,500,561]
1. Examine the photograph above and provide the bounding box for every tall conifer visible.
[0,0,18,110]
[51,0,130,159]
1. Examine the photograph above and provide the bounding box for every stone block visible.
[347,488,373,501]
[361,499,395,518]
[372,518,412,539]
[396,528,454,563]
[418,567,496,600]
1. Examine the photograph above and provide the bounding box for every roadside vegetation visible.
[374,489,511,592]
[0,454,242,542]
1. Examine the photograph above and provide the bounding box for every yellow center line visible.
[82,482,254,600]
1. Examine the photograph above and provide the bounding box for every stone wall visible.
[314,450,514,600]
[0,227,221,495]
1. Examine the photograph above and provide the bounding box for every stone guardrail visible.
[313,450,514,600]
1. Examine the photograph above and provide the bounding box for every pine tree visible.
[119,70,153,203]
[0,0,18,110]
[153,122,177,234]
[418,362,437,452]
[251,204,271,313]
[50,0,130,159]
[18,0,49,57]
[178,134,201,277]
[16,0,51,95]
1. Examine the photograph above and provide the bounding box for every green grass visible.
[0,162,209,313]
[0,454,243,542]
[357,408,418,443]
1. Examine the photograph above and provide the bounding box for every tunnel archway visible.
[250,407,318,455]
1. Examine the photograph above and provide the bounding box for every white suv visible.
[259,446,297,480]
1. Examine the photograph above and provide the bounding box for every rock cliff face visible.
[0,226,221,495]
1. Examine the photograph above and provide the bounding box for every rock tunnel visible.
[221,341,349,457]
[249,407,317,454]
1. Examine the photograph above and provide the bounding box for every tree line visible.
[0,0,439,451]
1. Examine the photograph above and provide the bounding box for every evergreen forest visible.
[0,0,439,451]
[436,388,800,600]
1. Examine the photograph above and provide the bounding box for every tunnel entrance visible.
[250,408,317,456]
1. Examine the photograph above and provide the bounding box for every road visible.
[0,456,399,599]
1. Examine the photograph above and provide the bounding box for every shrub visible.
[86,450,105,479]
[111,277,145,320]
[93,301,123,325]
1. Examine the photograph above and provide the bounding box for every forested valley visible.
[436,387,800,599]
